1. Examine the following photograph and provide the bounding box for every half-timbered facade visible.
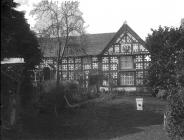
[39,22,150,91]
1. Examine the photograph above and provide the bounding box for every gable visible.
[101,23,148,55]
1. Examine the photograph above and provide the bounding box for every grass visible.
[2,95,170,140]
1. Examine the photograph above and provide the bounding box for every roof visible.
[39,32,115,57]
[39,22,146,57]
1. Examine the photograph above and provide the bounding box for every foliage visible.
[30,0,86,84]
[1,0,42,130]
[166,87,184,140]
[146,26,184,139]
[1,0,41,68]
[146,26,184,94]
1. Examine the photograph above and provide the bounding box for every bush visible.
[36,80,65,113]
[166,87,184,140]
[157,89,167,99]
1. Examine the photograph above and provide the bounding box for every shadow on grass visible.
[3,98,165,140]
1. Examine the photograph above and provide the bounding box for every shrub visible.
[157,89,167,99]
[166,87,184,140]
[37,80,65,113]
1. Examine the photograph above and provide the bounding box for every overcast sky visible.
[15,0,184,40]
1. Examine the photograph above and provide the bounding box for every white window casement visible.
[120,72,134,85]
[136,55,143,62]
[62,58,67,63]
[62,65,67,71]
[92,63,98,69]
[110,57,118,63]
[120,56,133,69]
[110,64,117,70]
[136,63,143,69]
[75,58,81,63]
[83,64,91,70]
[68,64,74,70]
[102,64,109,71]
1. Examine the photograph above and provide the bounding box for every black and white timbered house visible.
[38,22,151,91]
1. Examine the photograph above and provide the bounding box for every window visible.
[62,58,67,63]
[120,72,134,85]
[92,57,98,62]
[102,64,109,71]
[75,58,81,63]
[83,64,91,70]
[110,64,117,70]
[62,65,67,70]
[110,57,118,63]
[92,63,98,69]
[136,63,143,69]
[136,55,143,62]
[68,64,74,70]
[120,56,133,69]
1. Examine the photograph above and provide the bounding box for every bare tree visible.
[30,0,85,86]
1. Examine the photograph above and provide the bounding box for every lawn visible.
[2,95,170,140]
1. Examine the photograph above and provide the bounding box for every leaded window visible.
[136,63,143,69]
[110,57,118,63]
[110,72,117,79]
[110,64,117,70]
[75,58,81,63]
[62,58,67,63]
[68,64,74,70]
[92,57,98,62]
[83,64,91,70]
[120,56,133,69]
[136,55,143,62]
[102,64,109,71]
[92,63,98,69]
[62,65,67,71]
[120,72,134,85]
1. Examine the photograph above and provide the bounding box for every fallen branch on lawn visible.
[64,95,80,108]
